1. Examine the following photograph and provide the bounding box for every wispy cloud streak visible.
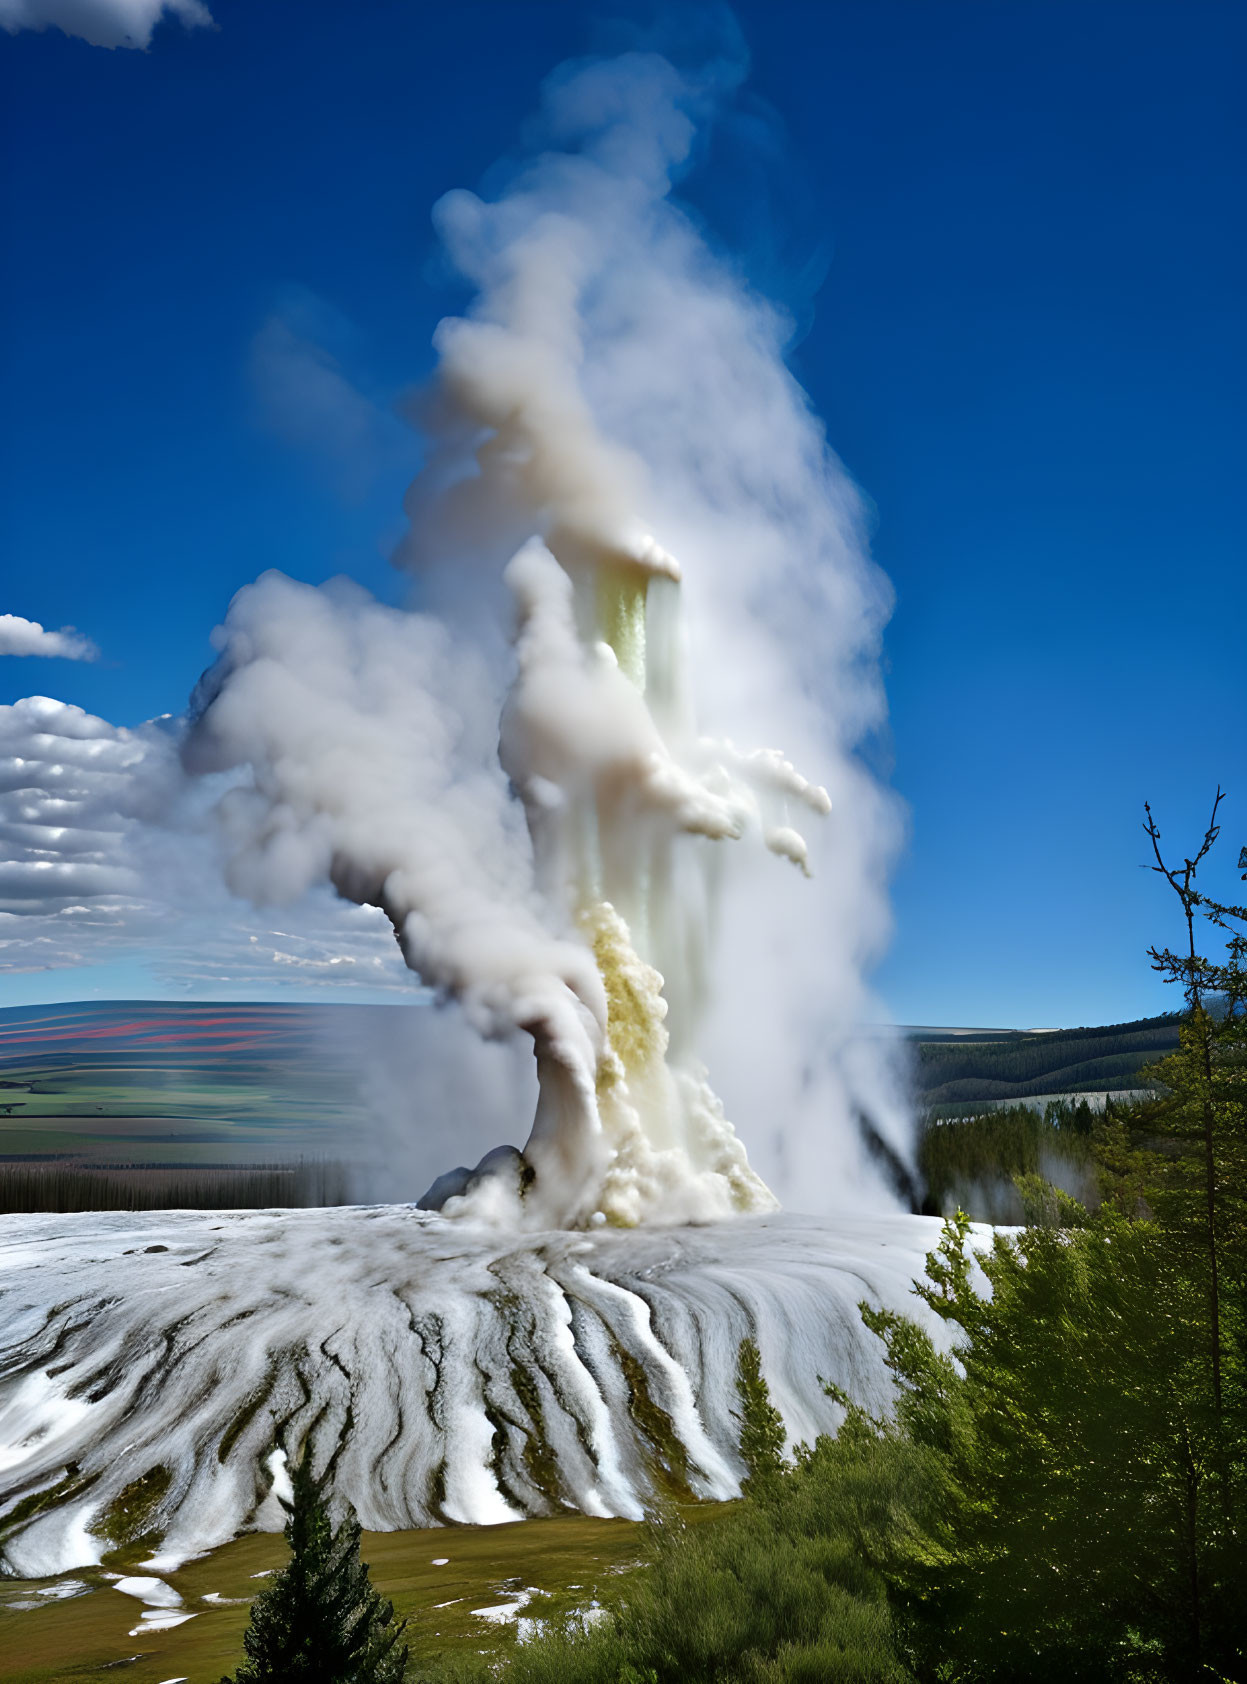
[0,0,211,50]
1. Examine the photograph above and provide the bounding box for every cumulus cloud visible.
[0,615,98,662]
[0,695,172,969]
[0,0,211,49]
[0,694,411,992]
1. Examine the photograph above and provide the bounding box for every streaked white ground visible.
[0,1206,949,1577]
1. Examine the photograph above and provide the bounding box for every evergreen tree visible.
[734,1337,787,1493]
[222,1449,408,1684]
[865,1210,1247,1681]
[1141,788,1247,1414]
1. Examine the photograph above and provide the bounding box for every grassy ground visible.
[0,1066,356,1169]
[1,1073,347,1125]
[0,1511,666,1683]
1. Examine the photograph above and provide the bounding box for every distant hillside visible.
[0,999,389,1067]
[0,999,401,1165]
[0,1000,1184,1156]
[0,999,527,1209]
[907,1014,1181,1116]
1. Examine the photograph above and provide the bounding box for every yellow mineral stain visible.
[578,902,667,1094]
[595,562,648,691]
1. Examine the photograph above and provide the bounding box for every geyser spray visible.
[186,46,909,1226]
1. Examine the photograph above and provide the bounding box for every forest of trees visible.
[914,1014,1180,1109]
[917,1099,1099,1220]
[0,1158,351,1214]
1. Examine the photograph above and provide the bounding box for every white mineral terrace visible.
[0,1207,950,1579]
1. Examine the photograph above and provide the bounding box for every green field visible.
[0,1512,667,1684]
[0,1003,376,1168]
[0,1088,343,1166]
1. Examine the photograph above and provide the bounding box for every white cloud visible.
[0,0,211,49]
[0,694,413,994]
[0,615,98,661]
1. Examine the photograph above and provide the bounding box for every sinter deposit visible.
[0,1208,950,1577]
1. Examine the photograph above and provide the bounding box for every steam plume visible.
[188,46,907,1225]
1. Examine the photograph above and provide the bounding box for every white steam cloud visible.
[186,46,909,1224]
[0,0,210,49]
[0,615,98,662]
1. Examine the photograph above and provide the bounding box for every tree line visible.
[0,1158,351,1214]
[915,1016,1180,1103]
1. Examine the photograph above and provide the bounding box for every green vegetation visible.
[1137,787,1247,1419]
[883,1209,1242,1679]
[223,1452,408,1683]
[0,1512,653,1684]
[733,1339,786,1495]
[90,1464,172,1558]
[428,1191,1242,1684]
[919,1099,1098,1220]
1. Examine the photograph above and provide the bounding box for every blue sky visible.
[1,0,1243,1026]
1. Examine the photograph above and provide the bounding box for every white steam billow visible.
[0,1208,954,1577]
[186,47,907,1226]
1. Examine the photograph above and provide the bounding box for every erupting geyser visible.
[0,46,919,1578]
[188,523,830,1230]
[185,90,850,1231]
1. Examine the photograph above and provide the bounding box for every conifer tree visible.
[1141,788,1247,1415]
[867,1209,1247,1679]
[734,1337,787,1493]
[222,1449,408,1684]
